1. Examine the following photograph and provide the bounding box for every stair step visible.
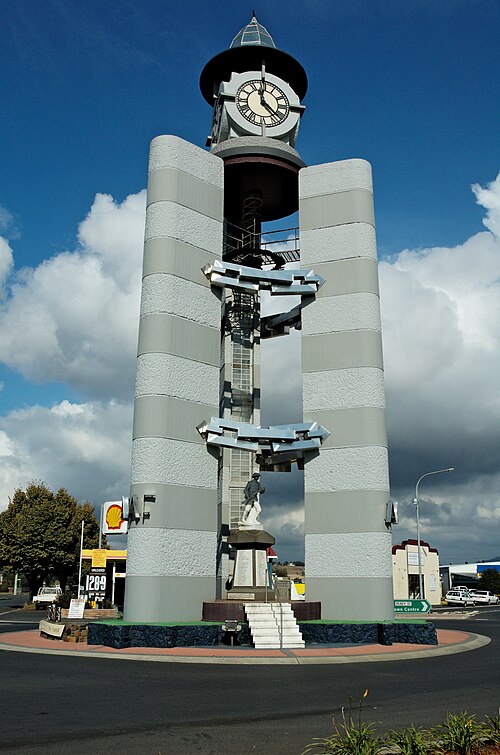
[271,617,298,623]
[244,602,304,650]
[254,644,304,650]
[250,628,279,636]
[245,610,276,616]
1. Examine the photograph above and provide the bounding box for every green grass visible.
[93,619,225,626]
[96,618,429,626]
[300,619,428,625]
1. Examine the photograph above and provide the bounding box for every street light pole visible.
[413,467,454,600]
[77,519,85,599]
[98,502,103,549]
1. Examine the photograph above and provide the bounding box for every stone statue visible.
[240,472,266,526]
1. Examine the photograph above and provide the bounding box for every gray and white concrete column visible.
[299,159,394,621]
[124,135,224,622]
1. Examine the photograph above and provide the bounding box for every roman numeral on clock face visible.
[243,108,257,123]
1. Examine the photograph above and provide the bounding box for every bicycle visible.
[46,602,62,623]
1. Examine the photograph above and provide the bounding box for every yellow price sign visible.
[91,549,108,568]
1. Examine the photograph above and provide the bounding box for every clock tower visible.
[201,17,312,597]
[124,16,395,624]
[202,15,305,147]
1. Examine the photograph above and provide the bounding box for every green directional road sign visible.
[394,599,431,614]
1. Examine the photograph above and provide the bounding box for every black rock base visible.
[88,620,437,649]
[299,622,438,646]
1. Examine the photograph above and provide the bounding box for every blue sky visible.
[0,0,499,564]
[2,1,498,263]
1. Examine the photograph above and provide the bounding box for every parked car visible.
[32,586,62,609]
[445,590,475,606]
[469,590,499,605]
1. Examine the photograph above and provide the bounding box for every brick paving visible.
[0,627,478,664]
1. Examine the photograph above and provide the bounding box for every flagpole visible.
[77,520,85,598]
[98,503,103,549]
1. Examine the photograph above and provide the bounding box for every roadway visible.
[0,595,498,754]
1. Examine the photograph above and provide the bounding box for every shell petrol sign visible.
[102,501,128,535]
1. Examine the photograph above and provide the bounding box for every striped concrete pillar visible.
[124,136,224,622]
[299,159,394,621]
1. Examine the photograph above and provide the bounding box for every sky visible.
[0,0,499,566]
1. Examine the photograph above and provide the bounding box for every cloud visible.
[261,467,306,560]
[77,192,146,291]
[394,474,500,564]
[379,172,500,560]
[0,191,145,400]
[260,258,304,426]
[265,172,500,561]
[380,173,500,479]
[0,205,19,238]
[0,399,132,509]
[261,329,304,425]
[1,174,499,565]
[0,238,14,298]
[473,171,500,236]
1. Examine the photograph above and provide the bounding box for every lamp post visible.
[77,519,85,599]
[413,467,454,599]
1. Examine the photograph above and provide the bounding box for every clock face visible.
[236,79,290,127]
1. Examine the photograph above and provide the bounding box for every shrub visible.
[478,569,500,595]
[57,592,73,608]
[302,698,500,755]
[433,712,486,755]
[484,713,500,745]
[385,725,432,754]
[302,690,381,755]
[274,566,288,578]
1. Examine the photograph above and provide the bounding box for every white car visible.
[470,590,499,605]
[445,590,475,606]
[32,586,62,609]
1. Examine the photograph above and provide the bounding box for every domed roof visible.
[230,16,276,49]
[200,16,307,105]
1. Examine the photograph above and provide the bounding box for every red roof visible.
[392,539,439,555]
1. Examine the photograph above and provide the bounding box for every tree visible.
[0,482,104,597]
[274,565,288,578]
[478,568,500,595]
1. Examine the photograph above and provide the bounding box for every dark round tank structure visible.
[212,137,305,224]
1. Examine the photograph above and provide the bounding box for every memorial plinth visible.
[227,527,275,601]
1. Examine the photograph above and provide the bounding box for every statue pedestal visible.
[227,528,275,602]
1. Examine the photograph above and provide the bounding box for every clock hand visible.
[260,95,277,114]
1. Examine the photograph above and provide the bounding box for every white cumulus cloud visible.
[0,175,499,564]
[473,171,500,236]
[379,172,500,560]
[0,237,14,298]
[0,400,133,509]
[0,191,146,400]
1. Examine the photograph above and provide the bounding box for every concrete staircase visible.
[244,602,305,649]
